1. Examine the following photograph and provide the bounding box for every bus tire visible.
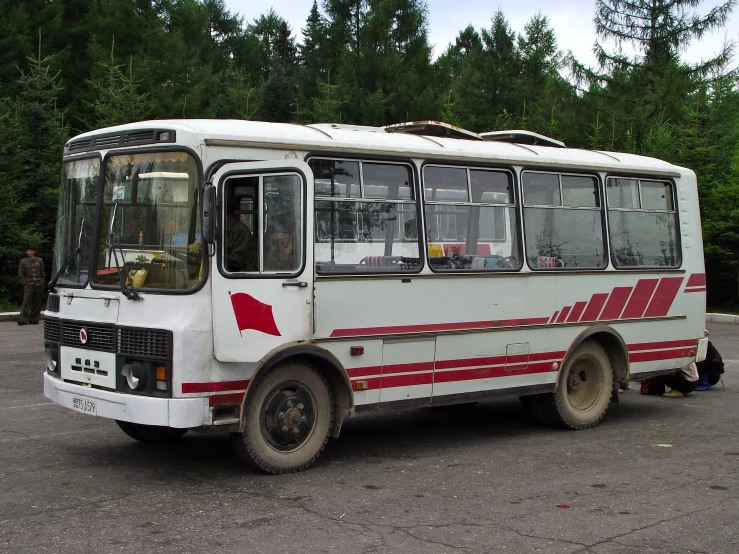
[540,340,614,430]
[233,361,334,474]
[116,421,188,443]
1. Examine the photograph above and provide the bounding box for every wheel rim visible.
[260,382,317,453]
[566,355,603,412]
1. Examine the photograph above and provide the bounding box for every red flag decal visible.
[229,292,281,336]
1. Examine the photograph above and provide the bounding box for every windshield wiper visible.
[76,217,86,284]
[48,247,80,293]
[107,202,141,301]
[109,239,141,301]
[49,217,87,292]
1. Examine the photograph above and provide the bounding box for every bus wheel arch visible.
[526,327,628,430]
[553,327,629,395]
[233,359,334,473]
[239,345,353,440]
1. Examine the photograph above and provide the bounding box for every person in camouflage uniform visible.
[18,246,45,325]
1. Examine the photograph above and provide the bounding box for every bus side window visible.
[222,173,303,275]
[607,178,679,268]
[223,177,259,273]
[263,174,302,272]
[310,157,420,273]
[424,165,519,271]
[523,172,606,270]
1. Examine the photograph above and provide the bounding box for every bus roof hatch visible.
[384,121,483,141]
[479,130,566,148]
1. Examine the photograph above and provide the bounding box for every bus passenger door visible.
[210,161,314,362]
[379,338,436,404]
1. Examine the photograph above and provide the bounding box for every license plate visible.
[71,396,97,415]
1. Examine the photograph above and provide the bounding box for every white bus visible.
[43,120,708,473]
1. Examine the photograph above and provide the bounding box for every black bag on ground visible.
[697,341,724,386]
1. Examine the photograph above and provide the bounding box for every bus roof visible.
[65,119,687,177]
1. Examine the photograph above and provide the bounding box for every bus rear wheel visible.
[116,421,188,443]
[232,361,334,474]
[539,340,614,430]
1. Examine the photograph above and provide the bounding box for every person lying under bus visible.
[226,207,257,272]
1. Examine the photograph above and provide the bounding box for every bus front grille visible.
[44,318,61,343]
[61,322,115,351]
[117,327,171,359]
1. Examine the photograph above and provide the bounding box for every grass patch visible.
[0,299,20,312]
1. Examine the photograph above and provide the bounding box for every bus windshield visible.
[53,157,100,287]
[92,151,203,291]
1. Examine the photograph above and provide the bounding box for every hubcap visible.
[566,356,602,411]
[261,384,316,452]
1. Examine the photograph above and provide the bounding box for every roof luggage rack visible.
[479,130,566,148]
[384,121,483,141]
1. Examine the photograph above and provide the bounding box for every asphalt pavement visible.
[0,322,737,553]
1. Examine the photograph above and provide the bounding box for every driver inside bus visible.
[226,206,258,272]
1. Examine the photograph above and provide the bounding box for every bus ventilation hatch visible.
[64,129,177,155]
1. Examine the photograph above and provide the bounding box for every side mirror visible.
[202,183,217,244]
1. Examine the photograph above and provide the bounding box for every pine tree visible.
[300,0,326,71]
[448,12,521,131]
[297,0,329,114]
[0,47,68,302]
[86,42,152,128]
[440,90,462,128]
[215,63,259,120]
[257,64,297,122]
[594,0,736,120]
[298,70,342,123]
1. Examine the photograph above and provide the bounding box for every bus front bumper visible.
[43,372,207,428]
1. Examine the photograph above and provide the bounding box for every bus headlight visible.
[121,362,147,391]
[44,349,57,372]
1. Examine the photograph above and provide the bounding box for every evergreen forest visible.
[0,0,738,310]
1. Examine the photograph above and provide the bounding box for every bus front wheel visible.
[116,421,188,443]
[540,340,614,430]
[232,361,334,474]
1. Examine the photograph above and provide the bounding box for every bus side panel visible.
[314,275,560,402]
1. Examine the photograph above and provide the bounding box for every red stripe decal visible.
[549,311,559,324]
[599,287,634,320]
[436,354,507,370]
[182,380,250,394]
[432,351,565,371]
[620,279,659,319]
[434,361,557,384]
[347,365,382,378]
[566,302,587,323]
[629,348,694,363]
[628,339,697,352]
[382,361,435,375]
[644,277,684,317]
[556,307,572,324]
[381,373,434,388]
[684,288,706,293]
[209,392,245,407]
[580,293,609,322]
[686,273,706,287]
[531,351,567,361]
